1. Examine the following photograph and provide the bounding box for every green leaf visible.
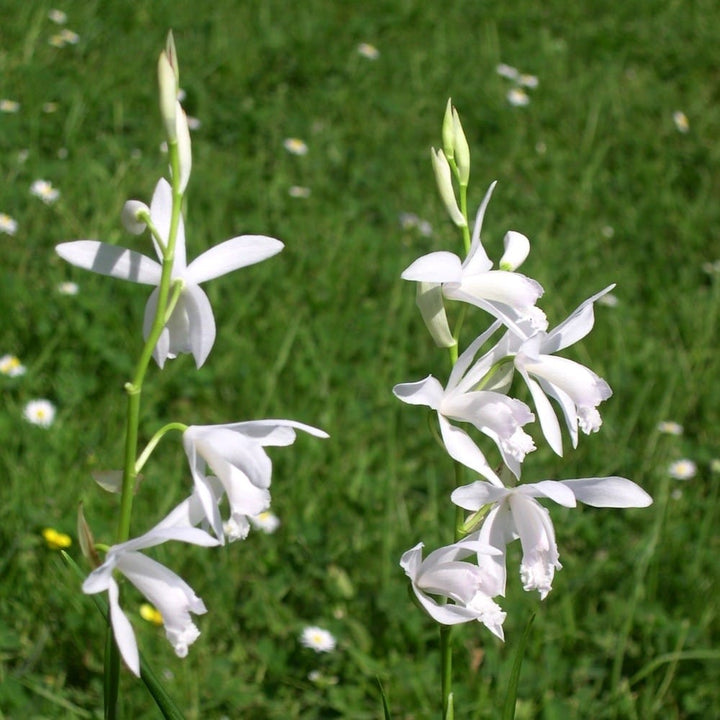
[502,611,536,720]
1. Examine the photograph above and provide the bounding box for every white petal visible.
[520,369,564,456]
[499,231,530,271]
[415,282,456,348]
[451,481,509,511]
[463,182,496,275]
[393,376,445,411]
[142,287,169,368]
[518,480,576,507]
[561,477,653,507]
[185,235,284,284]
[401,251,463,283]
[107,578,140,676]
[121,201,150,235]
[218,419,329,442]
[150,178,187,270]
[438,416,502,484]
[453,270,542,308]
[56,241,161,284]
[447,320,503,391]
[182,285,216,368]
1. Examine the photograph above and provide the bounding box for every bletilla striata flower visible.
[56,178,283,367]
[451,476,652,599]
[183,419,329,541]
[400,540,506,639]
[458,286,615,455]
[401,182,544,333]
[82,522,220,677]
[393,322,535,483]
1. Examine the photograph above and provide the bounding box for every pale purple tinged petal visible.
[184,235,284,284]
[393,375,445,411]
[401,251,463,283]
[56,241,161,284]
[561,477,653,507]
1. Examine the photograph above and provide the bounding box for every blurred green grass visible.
[1,0,719,717]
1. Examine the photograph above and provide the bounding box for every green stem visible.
[106,139,183,715]
[458,183,470,254]
[136,422,188,474]
[440,624,453,719]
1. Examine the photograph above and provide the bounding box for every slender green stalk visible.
[105,139,183,718]
[440,624,453,719]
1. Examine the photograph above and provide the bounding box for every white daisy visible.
[30,179,60,204]
[0,213,18,235]
[57,281,79,295]
[1,354,26,377]
[300,626,336,653]
[357,42,380,60]
[672,111,689,134]
[23,399,56,427]
[668,459,696,480]
[507,88,530,107]
[249,511,280,534]
[283,138,308,156]
[657,421,683,436]
[0,99,20,113]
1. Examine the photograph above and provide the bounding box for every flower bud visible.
[165,30,179,85]
[175,103,192,193]
[452,108,470,186]
[416,282,456,348]
[431,148,466,227]
[158,51,177,141]
[121,200,150,235]
[499,231,530,271]
[77,503,100,568]
[442,98,455,161]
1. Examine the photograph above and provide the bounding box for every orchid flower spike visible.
[451,475,652,599]
[56,178,284,367]
[82,522,220,676]
[400,540,506,639]
[401,182,544,333]
[183,419,329,541]
[393,322,536,483]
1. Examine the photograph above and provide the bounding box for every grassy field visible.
[2,0,720,717]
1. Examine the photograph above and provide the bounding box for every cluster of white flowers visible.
[396,101,652,639]
[56,34,328,678]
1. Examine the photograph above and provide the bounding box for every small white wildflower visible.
[496,63,519,80]
[23,399,56,427]
[57,281,79,295]
[288,185,311,198]
[283,138,308,156]
[0,99,20,113]
[668,459,696,480]
[657,420,683,436]
[1,354,26,377]
[519,73,539,89]
[418,219,433,237]
[701,260,720,275]
[300,626,336,653]
[601,225,615,238]
[672,111,689,134]
[249,511,280,534]
[42,102,59,113]
[710,459,720,474]
[30,179,60,204]
[186,116,201,131]
[48,9,67,23]
[399,212,418,230]
[60,28,79,44]
[357,42,380,60]
[507,88,530,107]
[0,213,18,235]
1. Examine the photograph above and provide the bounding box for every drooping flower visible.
[56,178,283,367]
[82,522,220,676]
[23,399,56,427]
[401,182,544,333]
[400,541,506,639]
[394,322,535,482]
[458,286,615,455]
[183,419,329,541]
[451,476,652,599]
[300,626,336,653]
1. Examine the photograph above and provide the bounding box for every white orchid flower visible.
[393,322,535,483]
[400,541,506,639]
[82,522,220,677]
[451,476,652,599]
[56,178,284,368]
[459,286,615,455]
[183,419,329,541]
[401,182,544,333]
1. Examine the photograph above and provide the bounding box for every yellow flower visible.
[43,528,72,549]
[140,603,164,625]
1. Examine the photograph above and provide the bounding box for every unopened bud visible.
[165,31,179,85]
[442,98,455,161]
[452,108,470,186]
[121,200,150,235]
[158,51,177,141]
[175,103,192,193]
[499,231,530,271]
[431,148,466,227]
[77,503,100,568]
